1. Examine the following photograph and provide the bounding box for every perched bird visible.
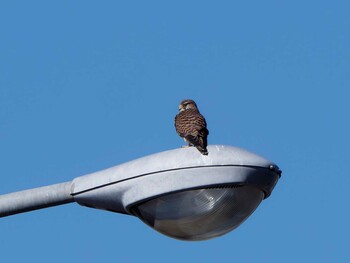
[175,99,209,155]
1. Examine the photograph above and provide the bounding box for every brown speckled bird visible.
[175,99,209,155]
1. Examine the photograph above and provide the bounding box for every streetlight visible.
[0,145,281,241]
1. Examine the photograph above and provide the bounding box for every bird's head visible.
[178,99,198,111]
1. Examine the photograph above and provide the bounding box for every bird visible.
[175,99,209,155]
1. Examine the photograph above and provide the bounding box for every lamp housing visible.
[71,145,281,241]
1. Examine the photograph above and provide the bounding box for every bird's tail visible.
[185,134,209,155]
[196,146,208,155]
[197,129,208,155]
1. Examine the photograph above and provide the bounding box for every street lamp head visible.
[71,145,281,241]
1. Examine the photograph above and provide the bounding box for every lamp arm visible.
[0,182,74,218]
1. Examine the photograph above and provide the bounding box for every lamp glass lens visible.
[131,186,264,241]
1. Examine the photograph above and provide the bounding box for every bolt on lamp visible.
[0,145,281,241]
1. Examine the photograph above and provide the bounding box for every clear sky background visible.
[1,1,349,262]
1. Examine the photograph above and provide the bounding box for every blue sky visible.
[0,1,349,262]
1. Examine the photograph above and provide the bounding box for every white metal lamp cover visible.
[0,145,281,241]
